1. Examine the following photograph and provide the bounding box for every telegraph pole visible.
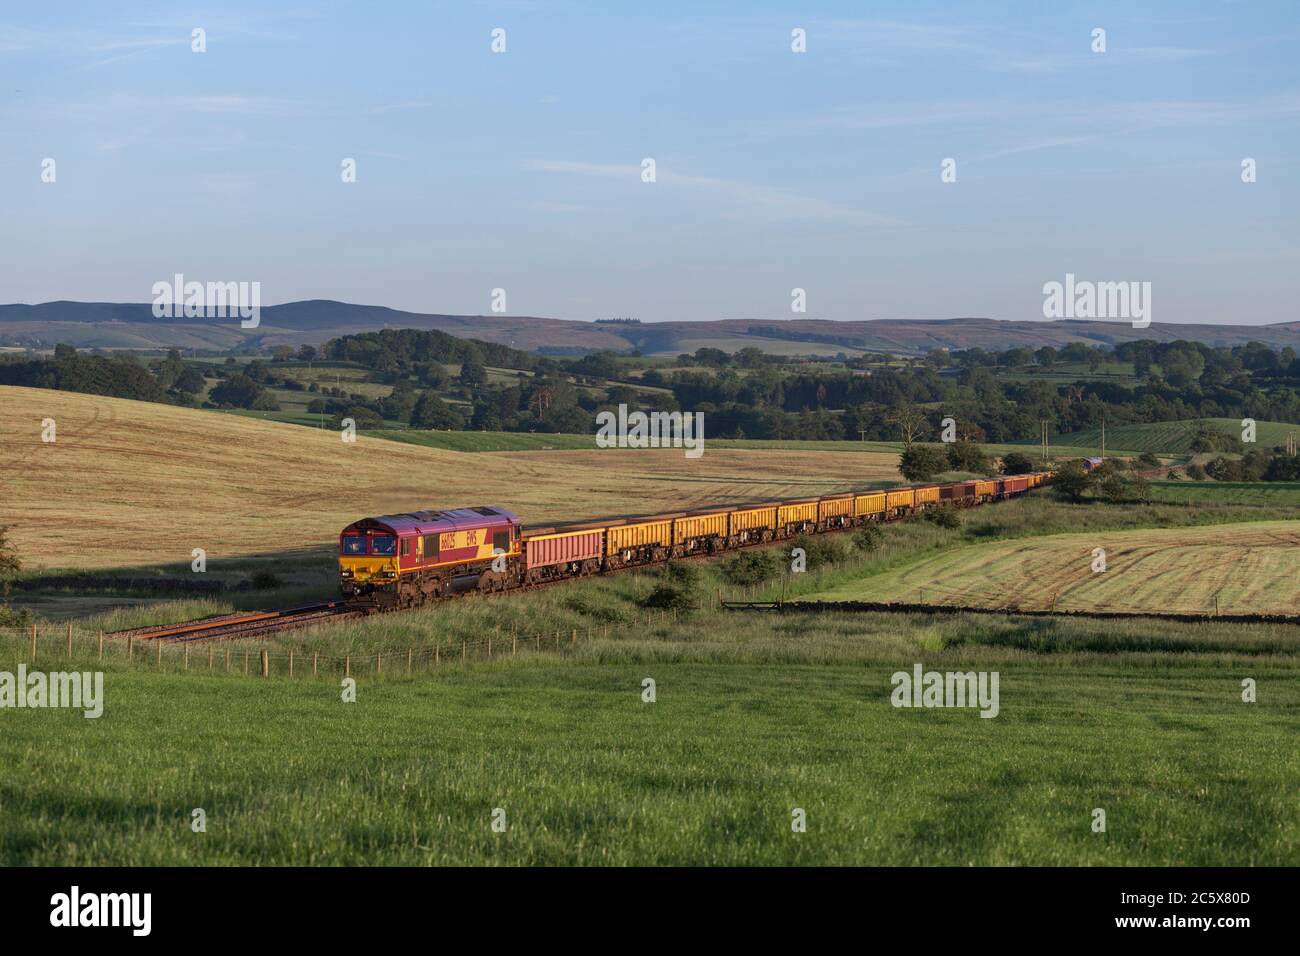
[1100,416,1105,461]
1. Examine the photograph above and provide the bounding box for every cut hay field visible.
[806,520,1300,617]
[0,386,903,571]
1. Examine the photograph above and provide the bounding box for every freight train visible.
[337,473,1050,609]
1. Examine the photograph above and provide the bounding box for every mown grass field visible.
[0,386,903,571]
[2,621,1298,866]
[807,521,1300,617]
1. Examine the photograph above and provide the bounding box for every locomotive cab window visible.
[400,538,411,557]
[370,535,396,556]
[493,531,509,553]
[423,534,439,561]
[341,534,366,555]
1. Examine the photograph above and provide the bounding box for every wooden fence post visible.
[66,622,72,658]
[377,652,382,675]
[461,639,467,663]
[208,646,213,671]
[98,630,104,660]
[289,649,294,677]
[243,652,249,675]
[570,629,576,646]
[260,650,269,677]
[184,645,189,670]
[434,643,440,667]
[225,649,230,671]
[30,623,36,661]
[156,641,162,668]
[407,648,412,673]
[345,655,350,678]
[488,629,493,659]
[512,625,517,656]
[313,652,318,676]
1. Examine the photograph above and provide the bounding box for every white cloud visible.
[522,159,898,225]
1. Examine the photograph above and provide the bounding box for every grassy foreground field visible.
[807,521,1300,617]
[2,634,1298,866]
[4,480,1299,865]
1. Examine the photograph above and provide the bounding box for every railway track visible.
[111,600,374,644]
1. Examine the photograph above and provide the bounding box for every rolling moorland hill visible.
[2,300,1297,355]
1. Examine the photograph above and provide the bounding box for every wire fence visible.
[0,609,686,679]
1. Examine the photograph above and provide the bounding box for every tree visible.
[271,346,295,362]
[297,344,318,362]
[1000,451,1036,475]
[888,401,928,446]
[0,525,20,578]
[899,445,947,482]
[208,373,265,408]
[0,525,30,627]
[410,392,466,430]
[459,359,488,387]
[1051,462,1094,502]
[946,440,988,473]
[172,367,206,395]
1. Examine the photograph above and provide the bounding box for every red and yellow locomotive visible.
[339,507,522,608]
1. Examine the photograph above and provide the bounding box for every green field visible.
[1146,479,1300,507]
[9,472,1300,866]
[358,429,1133,459]
[3,620,1298,865]
[1025,418,1296,456]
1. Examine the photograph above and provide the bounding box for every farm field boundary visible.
[730,600,1300,627]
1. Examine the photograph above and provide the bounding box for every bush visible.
[945,440,989,473]
[1126,475,1152,503]
[1000,451,1037,475]
[1098,474,1127,504]
[1137,452,1161,468]
[640,562,699,611]
[790,534,846,571]
[721,549,778,586]
[924,506,962,529]
[853,524,884,552]
[249,569,284,590]
[1186,463,1207,481]
[640,582,694,611]
[1264,455,1300,481]
[334,406,384,430]
[1051,461,1094,502]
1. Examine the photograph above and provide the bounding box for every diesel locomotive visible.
[338,473,1050,609]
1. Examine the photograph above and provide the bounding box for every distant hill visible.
[1,300,1295,355]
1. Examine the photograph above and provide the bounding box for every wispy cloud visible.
[522,159,898,224]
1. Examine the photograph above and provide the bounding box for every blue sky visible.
[2,1,1297,325]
